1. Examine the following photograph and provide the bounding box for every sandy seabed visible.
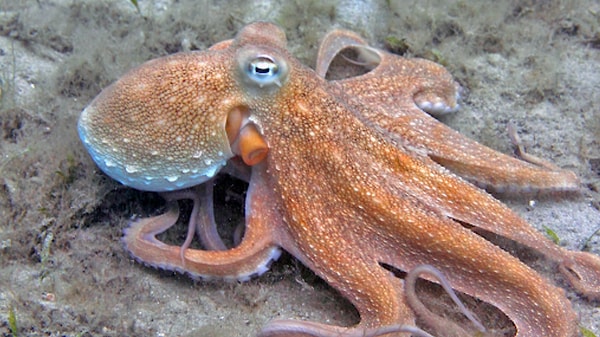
[0,1,599,336]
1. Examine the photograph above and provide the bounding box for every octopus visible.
[77,22,600,336]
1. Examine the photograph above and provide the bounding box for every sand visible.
[0,1,598,336]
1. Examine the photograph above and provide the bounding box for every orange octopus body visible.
[79,22,600,337]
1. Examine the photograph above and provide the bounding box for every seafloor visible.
[0,1,599,336]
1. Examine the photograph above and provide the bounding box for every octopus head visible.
[78,22,290,192]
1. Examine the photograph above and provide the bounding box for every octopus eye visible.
[247,56,282,87]
[239,51,288,89]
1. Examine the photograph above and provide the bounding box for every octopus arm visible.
[123,168,283,282]
[315,28,579,193]
[267,126,579,336]
[406,154,600,300]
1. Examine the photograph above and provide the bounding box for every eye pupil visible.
[256,66,270,74]
[250,57,278,76]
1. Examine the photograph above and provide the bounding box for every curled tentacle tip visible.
[559,251,600,300]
